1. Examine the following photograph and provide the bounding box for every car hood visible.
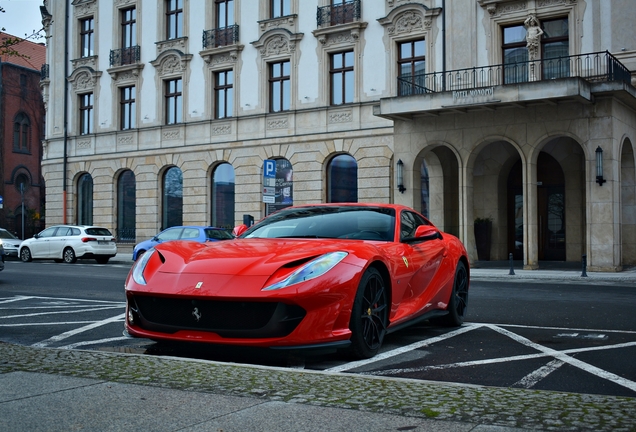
[153,238,375,276]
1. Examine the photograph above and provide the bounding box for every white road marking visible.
[361,341,636,376]
[513,359,565,388]
[0,321,97,327]
[325,324,482,373]
[58,336,129,349]
[1,305,124,319]
[32,313,126,348]
[0,296,34,304]
[486,324,636,393]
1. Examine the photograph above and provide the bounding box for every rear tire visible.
[349,267,388,359]
[20,248,32,262]
[63,247,77,263]
[442,261,469,327]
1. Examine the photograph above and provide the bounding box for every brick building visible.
[0,33,46,239]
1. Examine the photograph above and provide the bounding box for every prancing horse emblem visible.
[192,307,202,322]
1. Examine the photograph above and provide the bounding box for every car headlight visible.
[131,248,156,285]
[263,251,348,291]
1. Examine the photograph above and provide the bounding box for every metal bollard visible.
[509,253,515,275]
[581,254,588,277]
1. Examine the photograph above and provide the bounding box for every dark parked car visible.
[132,226,233,261]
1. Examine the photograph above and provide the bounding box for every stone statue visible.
[524,15,544,60]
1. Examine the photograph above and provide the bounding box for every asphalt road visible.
[1,259,634,398]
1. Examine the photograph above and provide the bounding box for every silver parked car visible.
[19,225,117,264]
[0,228,22,258]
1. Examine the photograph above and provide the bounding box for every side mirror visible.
[414,225,441,241]
[34,234,40,239]
[232,224,248,237]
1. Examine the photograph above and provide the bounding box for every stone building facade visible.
[39,0,636,271]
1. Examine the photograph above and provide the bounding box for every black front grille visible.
[130,295,306,339]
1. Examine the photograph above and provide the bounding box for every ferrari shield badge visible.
[402,256,409,267]
[195,282,203,289]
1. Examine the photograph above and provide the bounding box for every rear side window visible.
[205,229,233,240]
[55,227,72,236]
[71,228,81,235]
[85,228,113,236]
[181,228,200,239]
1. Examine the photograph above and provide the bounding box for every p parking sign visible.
[263,160,276,203]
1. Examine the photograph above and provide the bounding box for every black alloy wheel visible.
[349,267,388,359]
[443,261,469,326]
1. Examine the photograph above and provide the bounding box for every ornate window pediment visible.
[68,66,102,93]
[150,49,193,78]
[72,0,97,18]
[258,14,299,37]
[251,29,303,59]
[378,4,441,36]
[313,21,367,46]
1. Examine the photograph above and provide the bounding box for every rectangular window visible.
[80,17,94,58]
[541,17,569,79]
[165,79,182,124]
[166,0,183,39]
[269,60,290,112]
[271,0,290,18]
[330,51,354,105]
[502,24,528,84]
[121,7,136,48]
[80,93,93,135]
[216,0,234,28]
[120,86,136,130]
[214,70,233,119]
[398,39,426,96]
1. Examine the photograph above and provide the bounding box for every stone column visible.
[524,157,539,269]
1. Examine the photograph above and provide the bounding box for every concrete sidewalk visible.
[1,342,635,432]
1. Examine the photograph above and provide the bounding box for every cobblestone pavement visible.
[1,342,634,431]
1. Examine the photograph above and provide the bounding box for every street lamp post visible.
[20,183,25,240]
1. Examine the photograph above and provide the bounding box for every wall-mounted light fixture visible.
[596,146,606,186]
[397,159,406,193]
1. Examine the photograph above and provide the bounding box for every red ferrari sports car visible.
[124,203,469,359]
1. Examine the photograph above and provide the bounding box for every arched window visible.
[117,170,136,242]
[265,158,293,216]
[420,160,429,218]
[327,154,357,203]
[162,166,183,229]
[77,173,93,225]
[212,163,235,229]
[13,113,30,152]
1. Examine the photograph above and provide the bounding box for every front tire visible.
[63,247,77,263]
[20,248,32,262]
[442,261,469,326]
[349,267,388,359]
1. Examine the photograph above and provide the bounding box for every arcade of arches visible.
[395,112,636,272]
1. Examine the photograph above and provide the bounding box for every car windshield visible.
[85,227,113,236]
[242,206,396,241]
[0,230,18,239]
[205,229,233,240]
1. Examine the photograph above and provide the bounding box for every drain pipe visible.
[63,0,69,224]
[442,0,446,92]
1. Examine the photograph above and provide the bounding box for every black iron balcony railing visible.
[109,46,141,67]
[116,228,136,244]
[397,51,632,96]
[317,0,360,28]
[40,64,49,80]
[203,24,239,49]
